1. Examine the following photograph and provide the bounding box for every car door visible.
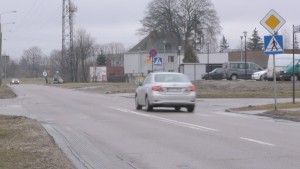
[237,63,247,79]
[138,75,151,105]
[215,68,224,79]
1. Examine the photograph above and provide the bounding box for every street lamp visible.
[243,31,247,79]
[163,40,167,71]
[2,22,15,79]
[0,10,17,85]
[178,46,182,67]
[207,41,210,79]
[240,36,243,61]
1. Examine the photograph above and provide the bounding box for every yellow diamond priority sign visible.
[260,9,286,34]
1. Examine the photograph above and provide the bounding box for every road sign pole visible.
[273,54,277,111]
[293,25,295,104]
[152,59,153,72]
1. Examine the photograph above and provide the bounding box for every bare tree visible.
[98,42,125,67]
[140,0,221,53]
[49,50,70,79]
[74,29,95,82]
[20,47,44,78]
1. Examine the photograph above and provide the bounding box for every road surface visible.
[1,84,300,169]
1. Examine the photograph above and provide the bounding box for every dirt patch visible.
[0,85,16,99]
[0,115,75,169]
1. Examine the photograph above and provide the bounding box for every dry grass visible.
[0,115,75,169]
[0,85,16,99]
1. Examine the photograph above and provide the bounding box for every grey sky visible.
[1,0,299,59]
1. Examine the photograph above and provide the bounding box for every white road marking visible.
[240,137,275,147]
[111,107,218,132]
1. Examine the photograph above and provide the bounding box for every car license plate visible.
[167,88,181,92]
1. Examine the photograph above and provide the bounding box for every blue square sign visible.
[153,57,163,66]
[264,35,284,54]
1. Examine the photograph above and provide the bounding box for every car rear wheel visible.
[145,96,153,111]
[231,74,238,80]
[135,95,142,110]
[174,106,181,111]
[187,105,195,112]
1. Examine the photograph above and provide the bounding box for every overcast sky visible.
[1,0,299,59]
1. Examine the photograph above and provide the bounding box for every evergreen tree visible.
[295,34,299,49]
[219,35,229,52]
[247,28,264,50]
[183,43,198,63]
[96,51,106,66]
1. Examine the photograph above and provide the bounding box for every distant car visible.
[52,76,63,84]
[251,69,267,81]
[222,62,263,80]
[135,72,196,112]
[10,78,20,85]
[202,68,223,80]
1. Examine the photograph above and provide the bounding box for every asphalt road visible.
[2,84,300,169]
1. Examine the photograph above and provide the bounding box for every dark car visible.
[202,68,224,80]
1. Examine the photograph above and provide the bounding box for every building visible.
[124,31,182,75]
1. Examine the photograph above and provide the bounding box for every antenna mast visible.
[62,0,77,82]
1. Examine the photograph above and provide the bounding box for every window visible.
[250,63,261,70]
[168,56,174,63]
[230,63,238,68]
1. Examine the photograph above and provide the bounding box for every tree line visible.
[3,29,125,82]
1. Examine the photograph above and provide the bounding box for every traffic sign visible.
[153,57,163,66]
[260,9,286,34]
[43,71,47,77]
[149,48,157,58]
[264,35,284,54]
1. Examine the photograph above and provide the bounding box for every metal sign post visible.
[149,49,157,72]
[273,54,277,110]
[261,9,285,110]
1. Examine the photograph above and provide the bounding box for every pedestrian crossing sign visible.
[153,57,163,66]
[264,35,284,54]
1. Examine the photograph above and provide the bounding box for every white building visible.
[124,31,228,80]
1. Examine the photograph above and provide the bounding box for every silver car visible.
[135,72,196,112]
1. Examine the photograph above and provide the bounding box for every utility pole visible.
[62,0,77,82]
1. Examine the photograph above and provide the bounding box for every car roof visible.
[150,72,183,75]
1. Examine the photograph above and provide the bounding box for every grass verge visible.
[0,115,75,169]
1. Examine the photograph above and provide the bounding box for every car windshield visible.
[154,74,190,83]
[286,59,300,67]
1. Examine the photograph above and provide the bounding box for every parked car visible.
[135,72,196,112]
[202,68,223,80]
[52,76,63,84]
[10,78,20,85]
[280,59,300,81]
[251,69,267,81]
[222,62,263,80]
